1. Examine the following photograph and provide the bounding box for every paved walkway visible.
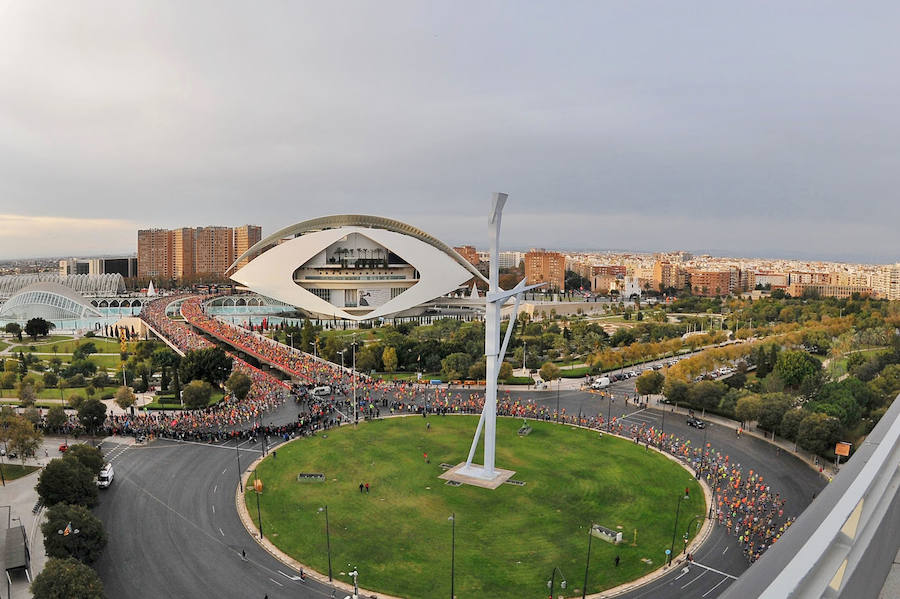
[0,468,47,599]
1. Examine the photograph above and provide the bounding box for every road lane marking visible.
[268,578,284,587]
[222,468,227,475]
[722,546,728,554]
[702,577,732,597]
[218,528,224,537]
[693,562,739,580]
[681,570,707,589]
[211,505,215,514]
[213,484,218,493]
[674,568,691,580]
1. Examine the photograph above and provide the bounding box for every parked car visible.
[58,443,69,453]
[591,377,611,390]
[311,385,332,396]
[686,417,706,429]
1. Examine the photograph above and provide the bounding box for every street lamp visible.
[547,566,567,598]
[348,566,359,599]
[581,524,594,599]
[449,513,456,599]
[337,350,345,373]
[253,472,264,539]
[683,515,703,554]
[288,333,293,351]
[234,435,243,493]
[668,489,691,565]
[318,506,333,582]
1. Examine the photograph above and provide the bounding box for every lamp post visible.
[318,506,332,582]
[547,566,567,598]
[683,515,703,554]
[668,490,691,565]
[253,472,263,539]
[234,435,243,493]
[352,335,358,424]
[337,350,345,373]
[581,524,594,599]
[449,513,456,599]
[348,566,359,599]
[288,333,293,352]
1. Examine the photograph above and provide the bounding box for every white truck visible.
[97,463,114,488]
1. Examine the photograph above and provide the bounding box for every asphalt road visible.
[94,375,826,599]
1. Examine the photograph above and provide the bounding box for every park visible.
[245,415,706,598]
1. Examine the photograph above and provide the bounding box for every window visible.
[309,288,331,302]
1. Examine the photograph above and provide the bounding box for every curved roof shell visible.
[230,217,486,321]
[0,274,125,298]
[0,282,103,321]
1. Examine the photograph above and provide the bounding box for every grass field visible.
[33,386,119,401]
[11,338,135,354]
[247,416,705,598]
[0,463,40,481]
[143,390,225,409]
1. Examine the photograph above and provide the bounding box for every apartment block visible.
[234,225,262,270]
[453,245,481,266]
[137,229,174,279]
[652,261,686,291]
[137,225,260,280]
[525,249,565,291]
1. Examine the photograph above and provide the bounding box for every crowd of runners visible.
[106,294,795,563]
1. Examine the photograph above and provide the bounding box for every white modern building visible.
[229,215,487,321]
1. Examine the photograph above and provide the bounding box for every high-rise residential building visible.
[194,226,234,276]
[592,265,627,277]
[873,264,900,300]
[688,269,733,297]
[137,225,261,281]
[498,251,523,270]
[172,228,195,280]
[453,245,481,266]
[525,249,565,291]
[787,283,872,299]
[652,261,686,292]
[234,225,262,270]
[137,229,174,279]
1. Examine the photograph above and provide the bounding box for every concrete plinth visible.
[439,462,516,490]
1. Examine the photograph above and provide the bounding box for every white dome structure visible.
[0,282,103,321]
[229,215,487,321]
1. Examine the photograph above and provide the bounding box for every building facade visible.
[137,229,173,279]
[234,225,262,270]
[138,225,260,280]
[524,249,565,291]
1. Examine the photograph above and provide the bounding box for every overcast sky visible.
[1,2,898,263]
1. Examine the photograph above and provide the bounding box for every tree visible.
[499,361,514,380]
[687,380,728,411]
[112,385,135,411]
[0,371,16,393]
[735,395,762,425]
[225,371,252,401]
[179,348,232,388]
[46,405,67,432]
[774,350,821,389]
[539,362,560,384]
[4,322,21,336]
[468,359,486,380]
[31,557,104,599]
[441,353,473,380]
[182,380,213,409]
[41,503,108,564]
[76,399,107,437]
[5,414,43,461]
[635,371,664,396]
[43,371,59,389]
[36,458,98,507]
[756,394,792,433]
[796,412,841,455]
[382,346,398,373]
[16,382,36,406]
[663,377,689,404]
[25,317,54,340]
[299,318,315,353]
[779,408,807,442]
[65,444,105,477]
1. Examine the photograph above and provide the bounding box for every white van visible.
[311,385,332,396]
[591,377,611,390]
[98,464,114,488]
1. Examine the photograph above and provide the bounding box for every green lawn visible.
[247,416,704,598]
[11,338,135,354]
[33,386,119,401]
[559,366,591,378]
[143,390,225,409]
[0,463,40,481]
[0,340,9,351]
[372,372,440,382]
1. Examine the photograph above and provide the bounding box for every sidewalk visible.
[0,468,48,599]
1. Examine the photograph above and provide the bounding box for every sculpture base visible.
[439,462,516,490]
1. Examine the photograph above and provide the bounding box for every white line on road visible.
[722,546,728,555]
[213,484,218,494]
[218,528,224,537]
[693,562,739,580]
[222,468,227,475]
[702,577,732,597]
[279,571,304,581]
[268,578,284,587]
[673,569,691,581]
[211,505,215,514]
[681,570,707,589]
[158,438,261,454]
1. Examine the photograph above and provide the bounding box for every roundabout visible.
[241,415,706,598]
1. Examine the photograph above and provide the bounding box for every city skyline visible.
[3,3,900,262]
